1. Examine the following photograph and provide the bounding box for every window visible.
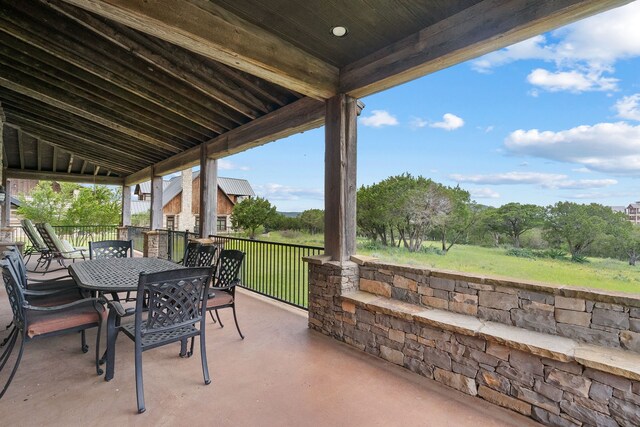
[217,217,227,232]
[194,215,200,235]
[166,215,175,230]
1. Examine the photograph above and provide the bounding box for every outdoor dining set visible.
[0,221,245,413]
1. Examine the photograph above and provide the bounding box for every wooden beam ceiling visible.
[58,0,339,99]
[6,168,122,185]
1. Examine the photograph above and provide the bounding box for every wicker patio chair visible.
[20,219,51,270]
[35,223,86,272]
[181,241,202,266]
[0,260,105,399]
[104,267,213,413]
[206,250,245,339]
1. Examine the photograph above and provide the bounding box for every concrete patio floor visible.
[0,261,541,426]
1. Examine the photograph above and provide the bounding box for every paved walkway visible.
[0,266,541,426]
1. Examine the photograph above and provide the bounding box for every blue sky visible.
[210,2,640,212]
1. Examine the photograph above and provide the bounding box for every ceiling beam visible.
[59,0,338,99]
[341,0,633,97]
[6,168,123,185]
[124,96,325,185]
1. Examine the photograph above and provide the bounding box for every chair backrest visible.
[35,223,61,253]
[21,219,47,251]
[135,267,213,336]
[194,244,219,267]
[215,250,245,288]
[0,259,26,330]
[182,241,202,267]
[89,240,133,260]
[3,249,27,289]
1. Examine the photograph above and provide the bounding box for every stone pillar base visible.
[306,257,358,339]
[117,226,128,242]
[0,227,13,242]
[143,230,168,259]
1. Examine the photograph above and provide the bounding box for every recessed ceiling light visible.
[330,26,348,37]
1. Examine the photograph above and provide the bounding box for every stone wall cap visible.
[302,255,332,265]
[574,344,640,381]
[350,254,378,265]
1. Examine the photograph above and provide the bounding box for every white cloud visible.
[470,188,500,199]
[615,93,640,121]
[471,2,640,92]
[449,171,616,190]
[505,122,640,175]
[527,68,618,93]
[255,183,323,201]
[430,113,464,131]
[410,117,428,129]
[572,167,591,173]
[218,159,249,171]
[360,110,398,127]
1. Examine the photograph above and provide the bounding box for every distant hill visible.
[278,211,301,218]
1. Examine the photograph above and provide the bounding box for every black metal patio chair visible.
[3,248,78,293]
[181,241,201,266]
[0,260,105,399]
[104,267,213,413]
[20,219,51,271]
[89,240,134,260]
[206,250,245,339]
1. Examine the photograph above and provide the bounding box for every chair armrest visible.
[28,274,73,283]
[106,300,135,317]
[24,288,77,297]
[25,297,105,313]
[210,278,241,292]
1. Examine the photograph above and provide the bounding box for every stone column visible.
[1,177,10,229]
[143,230,168,259]
[179,168,195,231]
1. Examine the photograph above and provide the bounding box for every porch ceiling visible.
[0,0,632,185]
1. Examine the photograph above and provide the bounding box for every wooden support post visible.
[199,144,217,238]
[1,176,9,228]
[324,94,357,262]
[121,184,131,226]
[150,168,163,230]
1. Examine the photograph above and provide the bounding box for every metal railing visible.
[128,226,150,252]
[210,235,323,310]
[12,224,119,248]
[166,229,199,262]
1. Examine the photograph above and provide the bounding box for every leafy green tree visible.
[431,185,479,253]
[17,182,70,225]
[486,203,545,248]
[131,211,150,227]
[65,186,121,225]
[231,197,277,239]
[544,202,628,261]
[299,209,324,234]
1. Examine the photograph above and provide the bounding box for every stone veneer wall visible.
[143,230,167,259]
[359,262,640,353]
[307,257,640,427]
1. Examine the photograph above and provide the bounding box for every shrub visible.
[505,248,537,259]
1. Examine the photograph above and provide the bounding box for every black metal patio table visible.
[69,257,183,380]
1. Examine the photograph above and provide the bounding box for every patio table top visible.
[69,258,181,292]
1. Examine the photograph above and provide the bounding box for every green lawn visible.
[265,231,640,295]
[358,242,640,295]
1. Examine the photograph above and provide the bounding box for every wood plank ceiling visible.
[0,0,632,185]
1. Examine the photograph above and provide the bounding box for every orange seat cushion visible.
[26,304,105,338]
[207,292,234,308]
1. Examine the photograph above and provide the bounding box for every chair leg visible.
[199,331,211,386]
[179,339,188,358]
[0,327,18,369]
[188,337,195,357]
[105,310,119,382]
[215,310,224,328]
[0,331,25,399]
[134,345,145,413]
[81,330,89,353]
[208,310,217,324]
[94,323,103,376]
[231,305,245,340]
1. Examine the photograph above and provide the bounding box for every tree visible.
[544,202,628,261]
[431,185,479,253]
[16,182,77,225]
[65,186,121,225]
[299,209,324,234]
[487,203,545,248]
[231,197,277,239]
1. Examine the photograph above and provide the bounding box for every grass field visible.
[265,231,640,295]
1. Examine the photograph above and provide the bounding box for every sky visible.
[202,2,640,212]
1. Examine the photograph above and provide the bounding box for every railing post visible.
[167,230,173,261]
